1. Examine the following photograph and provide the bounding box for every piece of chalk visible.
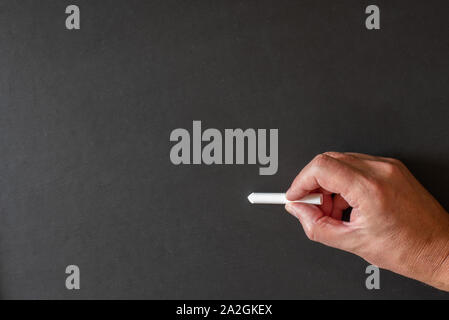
[247,193,323,205]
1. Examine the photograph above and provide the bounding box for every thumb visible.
[285,202,353,250]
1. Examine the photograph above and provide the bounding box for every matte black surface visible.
[0,0,448,299]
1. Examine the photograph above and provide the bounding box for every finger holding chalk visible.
[247,193,323,205]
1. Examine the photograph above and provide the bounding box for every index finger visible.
[286,154,364,208]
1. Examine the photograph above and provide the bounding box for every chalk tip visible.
[247,193,255,204]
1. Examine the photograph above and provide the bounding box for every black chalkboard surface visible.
[0,0,448,299]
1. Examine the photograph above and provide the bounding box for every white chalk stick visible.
[247,193,323,205]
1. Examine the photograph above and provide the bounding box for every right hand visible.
[285,152,449,291]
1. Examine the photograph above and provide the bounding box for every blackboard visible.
[0,0,448,299]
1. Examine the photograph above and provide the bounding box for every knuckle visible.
[382,161,402,177]
[305,217,328,242]
[393,158,406,169]
[315,216,330,228]
[324,151,353,162]
[313,153,330,167]
[323,151,342,158]
[305,226,317,242]
[386,157,404,168]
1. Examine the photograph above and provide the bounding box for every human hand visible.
[285,152,449,291]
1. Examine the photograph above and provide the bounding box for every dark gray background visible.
[0,0,448,299]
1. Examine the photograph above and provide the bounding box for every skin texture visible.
[285,152,449,291]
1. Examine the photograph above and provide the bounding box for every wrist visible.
[394,217,449,291]
[430,237,449,291]
[413,226,449,291]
